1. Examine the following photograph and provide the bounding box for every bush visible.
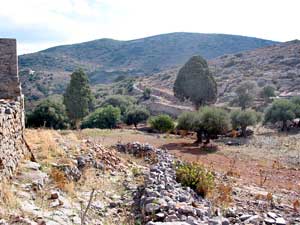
[124,106,150,128]
[231,109,260,137]
[177,107,230,143]
[200,106,231,143]
[176,111,196,131]
[143,88,151,100]
[101,95,136,115]
[26,99,69,129]
[149,114,175,133]
[81,105,121,129]
[176,162,215,198]
[264,99,296,131]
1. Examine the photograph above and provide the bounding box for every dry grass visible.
[25,129,66,166]
[0,181,20,217]
[48,168,75,197]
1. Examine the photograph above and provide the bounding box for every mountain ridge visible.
[18,32,278,105]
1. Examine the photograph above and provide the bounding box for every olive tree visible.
[260,85,276,103]
[26,99,69,129]
[200,106,230,143]
[149,114,175,133]
[101,95,136,115]
[177,107,230,144]
[264,99,296,131]
[81,105,121,129]
[231,109,260,137]
[232,81,258,110]
[124,106,150,128]
[174,56,217,109]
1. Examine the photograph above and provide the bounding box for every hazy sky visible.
[1,0,299,55]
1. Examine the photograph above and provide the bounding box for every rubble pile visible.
[77,140,126,172]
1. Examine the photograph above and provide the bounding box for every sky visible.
[0,0,300,55]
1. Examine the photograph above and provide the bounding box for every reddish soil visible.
[159,142,300,192]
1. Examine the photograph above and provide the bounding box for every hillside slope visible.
[141,40,300,103]
[19,32,277,104]
[20,33,276,75]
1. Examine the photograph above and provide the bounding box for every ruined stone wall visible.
[0,38,26,179]
[0,99,26,178]
[0,39,21,99]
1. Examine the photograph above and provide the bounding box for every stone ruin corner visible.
[0,38,26,179]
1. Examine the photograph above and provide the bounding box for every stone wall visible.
[0,99,26,178]
[0,38,26,179]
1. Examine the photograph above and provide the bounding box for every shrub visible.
[81,105,121,129]
[200,106,231,143]
[149,114,175,133]
[124,106,150,128]
[177,107,230,143]
[231,109,260,137]
[143,88,151,100]
[26,99,69,129]
[101,95,136,115]
[176,162,215,198]
[264,99,296,131]
[176,111,196,131]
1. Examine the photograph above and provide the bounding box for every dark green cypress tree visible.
[63,68,94,129]
[174,56,217,109]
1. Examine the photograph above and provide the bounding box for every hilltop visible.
[141,40,300,104]
[18,32,277,104]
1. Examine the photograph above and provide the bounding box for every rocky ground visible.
[116,142,299,225]
[0,129,299,224]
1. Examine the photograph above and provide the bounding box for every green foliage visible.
[291,96,300,106]
[264,99,296,131]
[143,88,151,100]
[81,105,121,129]
[63,69,94,128]
[101,95,136,115]
[26,99,69,129]
[174,56,217,108]
[232,81,258,110]
[176,111,197,131]
[231,109,260,137]
[177,107,230,143]
[260,85,276,101]
[200,106,230,141]
[291,97,300,117]
[124,106,150,128]
[149,114,175,133]
[176,162,215,198]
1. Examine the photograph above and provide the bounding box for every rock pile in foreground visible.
[117,142,290,225]
[117,142,229,225]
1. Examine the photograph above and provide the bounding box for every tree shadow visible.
[159,142,219,156]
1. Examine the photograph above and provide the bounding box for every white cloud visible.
[0,0,299,54]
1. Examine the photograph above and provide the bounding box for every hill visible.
[141,40,300,104]
[18,32,277,105]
